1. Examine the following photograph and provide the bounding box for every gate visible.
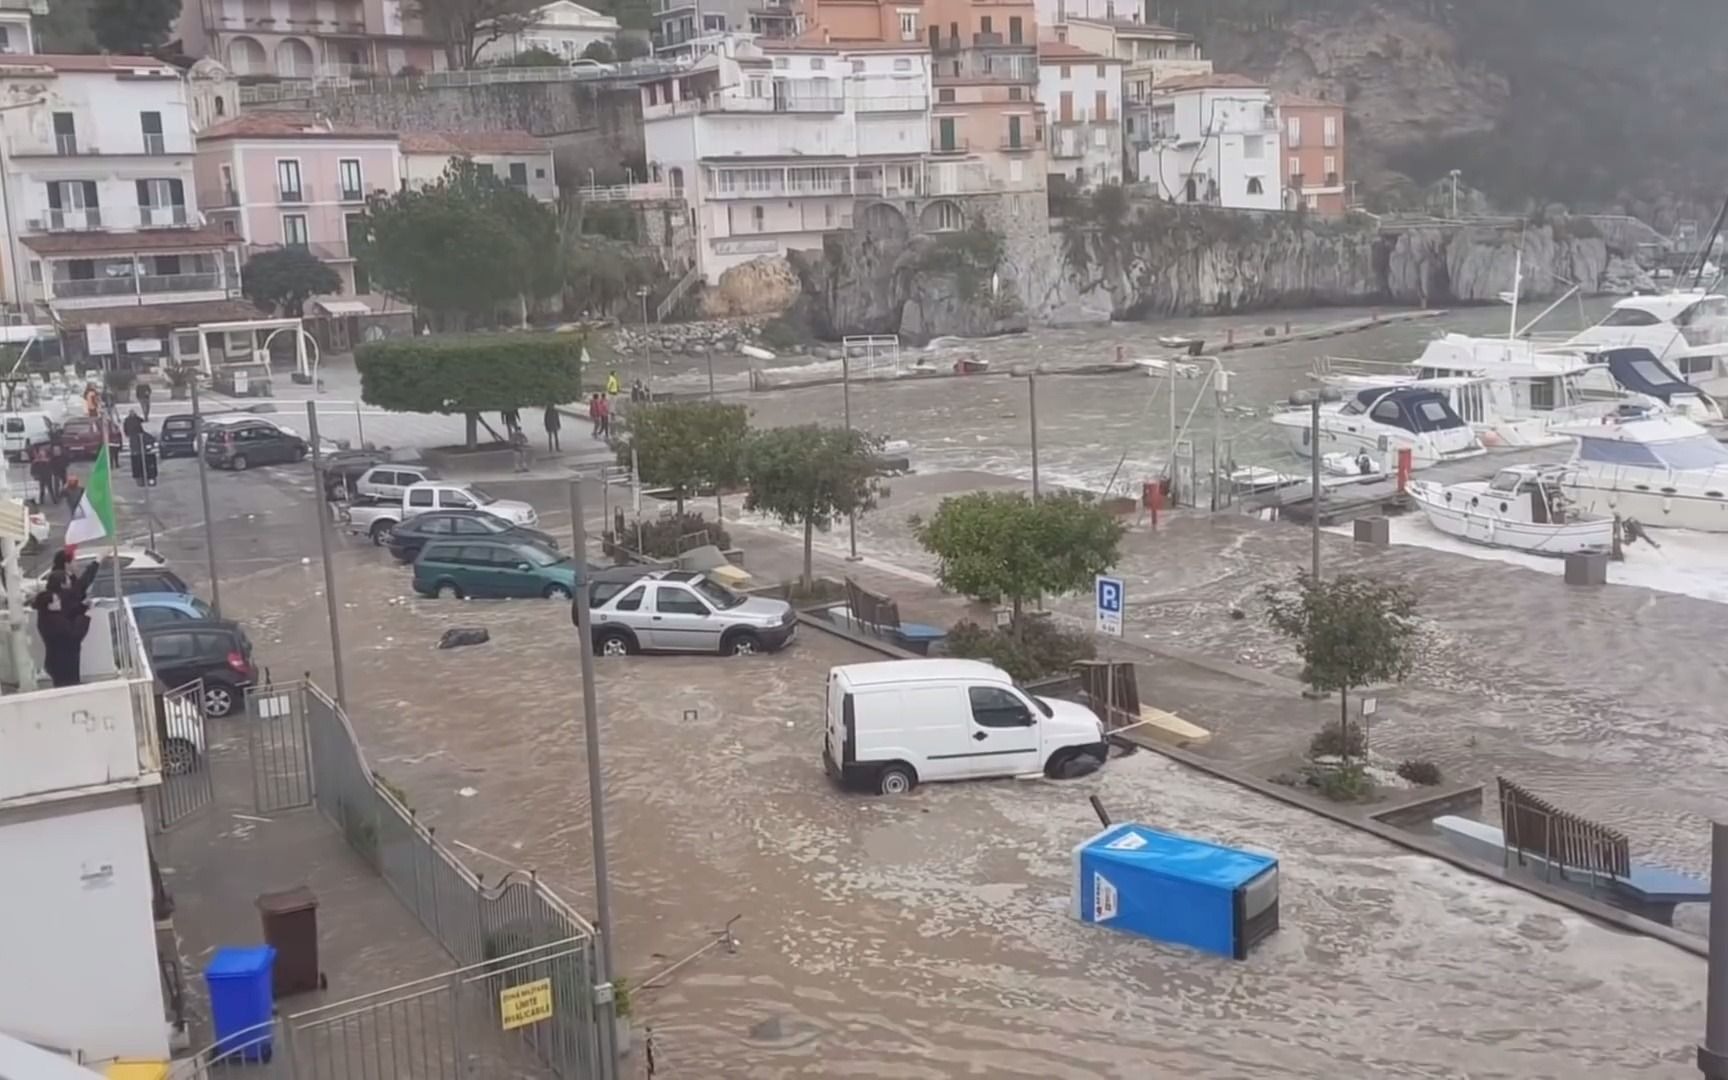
[248,681,315,814]
[152,680,212,829]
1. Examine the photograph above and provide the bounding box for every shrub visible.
[623,511,730,558]
[943,617,1096,682]
[1308,720,1366,760]
[1310,763,1373,803]
[357,333,584,448]
[1396,759,1443,786]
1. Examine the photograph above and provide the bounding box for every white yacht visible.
[1556,409,1728,532]
[1272,386,1486,470]
[1408,465,1614,556]
[1571,346,1723,423]
[1568,291,1728,393]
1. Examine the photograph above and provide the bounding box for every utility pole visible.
[1028,372,1040,501]
[1309,397,1322,581]
[191,373,221,617]
[842,348,859,560]
[1701,822,1728,1079]
[567,480,620,1076]
[305,404,348,708]
[637,285,652,393]
[1167,365,1178,506]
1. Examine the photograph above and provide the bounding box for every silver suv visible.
[584,570,796,657]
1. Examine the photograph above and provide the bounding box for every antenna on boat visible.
[1507,246,1523,342]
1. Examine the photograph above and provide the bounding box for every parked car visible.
[386,510,557,564]
[354,463,439,503]
[822,659,1109,796]
[341,481,539,544]
[412,537,580,599]
[317,448,392,500]
[87,566,194,600]
[33,547,169,592]
[203,417,308,470]
[139,618,257,717]
[59,415,120,460]
[158,415,198,458]
[155,675,208,775]
[127,591,217,629]
[2,411,56,461]
[584,570,794,657]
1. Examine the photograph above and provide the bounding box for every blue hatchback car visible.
[126,592,217,629]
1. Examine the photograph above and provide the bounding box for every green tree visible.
[616,400,749,516]
[39,0,99,52]
[92,0,179,53]
[408,0,541,68]
[1260,572,1421,761]
[497,46,563,67]
[743,425,885,589]
[612,33,650,59]
[357,334,584,449]
[358,159,559,329]
[911,491,1124,630]
[242,247,342,318]
[580,40,614,62]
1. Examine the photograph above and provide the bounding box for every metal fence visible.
[151,680,212,829]
[296,680,611,1077]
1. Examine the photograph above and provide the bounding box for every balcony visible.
[255,240,353,260]
[26,207,208,234]
[1000,137,1034,152]
[50,270,226,301]
[276,182,311,204]
[143,133,167,156]
[931,137,971,154]
[8,134,195,157]
[855,95,929,113]
[932,50,1036,84]
[29,208,102,232]
[139,205,193,228]
[338,185,365,203]
[200,187,241,210]
[855,175,922,198]
[0,602,158,809]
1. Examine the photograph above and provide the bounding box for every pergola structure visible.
[182,316,311,379]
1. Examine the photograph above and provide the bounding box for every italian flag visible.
[64,448,112,550]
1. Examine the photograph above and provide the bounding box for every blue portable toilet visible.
[204,945,277,1062]
[1071,823,1279,959]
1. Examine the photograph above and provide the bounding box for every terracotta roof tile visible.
[399,131,549,154]
[0,53,176,75]
[197,111,396,141]
[1275,92,1340,109]
[56,300,263,331]
[23,227,240,255]
[1067,18,1192,38]
[1038,41,1119,63]
[1153,72,1265,92]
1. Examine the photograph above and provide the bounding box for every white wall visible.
[0,679,146,804]
[0,797,167,1062]
[6,71,194,158]
[1038,57,1123,188]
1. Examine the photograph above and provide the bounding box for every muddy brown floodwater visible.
[231,553,1706,1080]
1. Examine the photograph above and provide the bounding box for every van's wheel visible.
[369,521,393,545]
[1044,749,1073,779]
[595,629,635,657]
[877,763,915,796]
[724,631,762,656]
[231,454,249,471]
[436,581,464,600]
[161,737,198,775]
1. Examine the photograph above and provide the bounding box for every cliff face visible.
[785,229,1030,341]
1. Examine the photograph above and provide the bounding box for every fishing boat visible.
[1408,465,1613,556]
[1555,408,1728,532]
[1271,386,1486,470]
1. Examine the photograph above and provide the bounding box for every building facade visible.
[925,0,1048,199]
[1037,41,1121,189]
[471,1,621,64]
[400,132,558,203]
[641,37,933,277]
[1278,93,1346,213]
[1059,17,1209,102]
[0,54,247,349]
[653,0,761,56]
[0,0,41,56]
[1134,73,1280,210]
[195,111,400,300]
[0,604,172,1064]
[172,0,446,81]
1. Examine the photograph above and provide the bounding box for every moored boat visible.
[1408,465,1613,556]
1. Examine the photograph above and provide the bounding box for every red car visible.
[59,415,121,460]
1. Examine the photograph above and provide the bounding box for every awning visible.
[314,300,373,316]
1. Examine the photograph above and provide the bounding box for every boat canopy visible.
[1353,387,1468,433]
[1577,432,1728,470]
[1604,348,1695,403]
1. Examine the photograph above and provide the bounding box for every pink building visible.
[174,0,446,80]
[195,111,400,299]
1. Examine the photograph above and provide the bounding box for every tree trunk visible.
[1339,686,1350,764]
[802,518,814,590]
[1010,596,1024,638]
[464,411,478,450]
[674,488,685,517]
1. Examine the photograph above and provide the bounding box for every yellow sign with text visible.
[499,977,554,1031]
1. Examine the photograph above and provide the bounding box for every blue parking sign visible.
[1095,575,1124,637]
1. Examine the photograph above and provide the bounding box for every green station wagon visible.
[412,538,579,600]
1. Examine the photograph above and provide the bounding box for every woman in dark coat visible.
[33,556,99,687]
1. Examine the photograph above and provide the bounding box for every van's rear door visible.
[823,671,847,774]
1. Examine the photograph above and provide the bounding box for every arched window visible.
[920,199,963,232]
[1247,177,1264,195]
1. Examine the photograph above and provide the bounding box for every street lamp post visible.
[842,348,859,560]
[1449,169,1462,219]
[1288,388,1340,581]
[636,285,652,393]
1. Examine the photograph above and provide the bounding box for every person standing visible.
[589,393,603,437]
[510,424,531,472]
[135,380,152,421]
[82,382,99,418]
[33,557,99,688]
[501,408,520,435]
[543,403,562,452]
[123,410,146,483]
[60,474,83,522]
[47,435,68,501]
[597,394,611,439]
[28,442,50,504]
[605,369,620,397]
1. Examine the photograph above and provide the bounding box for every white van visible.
[822,659,1108,795]
[2,412,55,461]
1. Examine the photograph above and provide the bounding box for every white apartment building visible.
[470,1,621,64]
[1058,17,1210,102]
[0,55,245,330]
[640,37,932,279]
[1037,41,1122,189]
[1135,72,1281,211]
[0,602,174,1063]
[0,0,42,56]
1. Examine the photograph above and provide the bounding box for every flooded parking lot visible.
[231,552,1707,1079]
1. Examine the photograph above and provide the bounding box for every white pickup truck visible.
[338,480,540,543]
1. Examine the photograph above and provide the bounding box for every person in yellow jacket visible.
[605,370,620,397]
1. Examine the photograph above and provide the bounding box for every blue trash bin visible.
[204,945,277,1062]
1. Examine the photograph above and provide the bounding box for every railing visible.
[276,183,310,204]
[999,137,1033,151]
[238,59,688,104]
[139,204,191,228]
[51,277,138,298]
[338,186,365,203]
[140,272,223,294]
[29,208,101,232]
[855,95,928,112]
[27,206,208,232]
[52,271,224,299]
[930,138,971,154]
[856,178,922,198]
[657,261,702,321]
[710,179,853,199]
[577,181,677,202]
